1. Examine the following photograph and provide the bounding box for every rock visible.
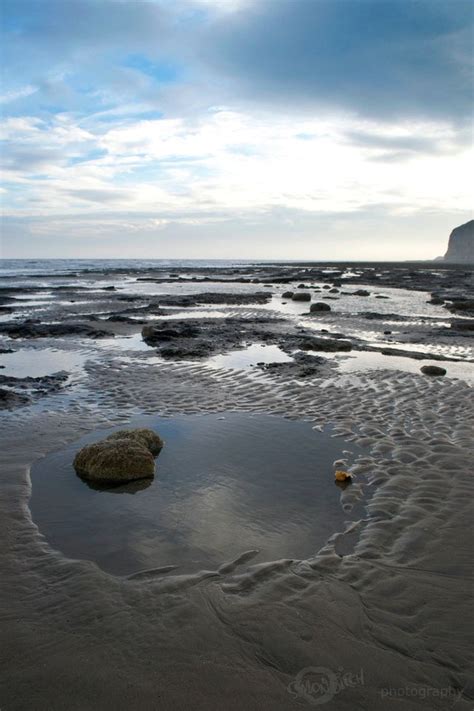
[0,322,109,339]
[159,342,214,358]
[428,296,444,305]
[298,336,352,352]
[258,352,327,378]
[0,388,29,409]
[329,288,339,293]
[420,365,447,376]
[310,302,331,313]
[443,220,474,263]
[281,291,294,299]
[74,428,163,483]
[142,322,200,344]
[360,312,406,321]
[353,289,371,296]
[157,292,271,306]
[106,428,164,456]
[291,292,311,302]
[450,320,474,331]
[446,299,474,313]
[379,347,451,361]
[74,440,155,483]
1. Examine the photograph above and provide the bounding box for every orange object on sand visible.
[335,470,352,482]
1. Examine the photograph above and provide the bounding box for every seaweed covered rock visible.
[74,428,163,483]
[106,428,164,455]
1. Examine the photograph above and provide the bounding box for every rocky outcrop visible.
[0,321,110,339]
[156,292,272,306]
[444,220,474,263]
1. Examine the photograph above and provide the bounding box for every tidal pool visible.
[30,413,365,576]
[207,344,292,369]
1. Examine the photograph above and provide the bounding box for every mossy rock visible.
[106,428,164,455]
[73,428,163,483]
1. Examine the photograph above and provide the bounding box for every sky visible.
[0,0,473,260]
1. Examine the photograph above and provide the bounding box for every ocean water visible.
[0,258,259,278]
[1,258,472,380]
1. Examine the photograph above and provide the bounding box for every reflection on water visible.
[208,344,292,369]
[30,413,365,576]
[95,333,153,352]
[0,347,87,378]
[326,350,474,385]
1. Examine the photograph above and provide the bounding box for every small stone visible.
[310,302,331,313]
[292,292,311,302]
[420,365,447,376]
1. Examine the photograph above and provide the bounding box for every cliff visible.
[444,220,474,263]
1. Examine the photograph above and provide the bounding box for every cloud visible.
[2,0,472,126]
[0,0,472,258]
[2,204,468,260]
[65,188,132,204]
[0,85,38,104]
[200,0,473,122]
[2,108,471,223]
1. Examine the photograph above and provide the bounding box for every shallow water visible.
[95,333,154,352]
[327,350,474,384]
[30,413,365,576]
[0,347,87,378]
[207,344,292,369]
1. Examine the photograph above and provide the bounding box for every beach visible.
[0,259,473,710]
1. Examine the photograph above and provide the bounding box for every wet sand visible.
[0,261,473,709]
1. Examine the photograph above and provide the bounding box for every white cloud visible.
[1,108,472,240]
[0,85,38,104]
